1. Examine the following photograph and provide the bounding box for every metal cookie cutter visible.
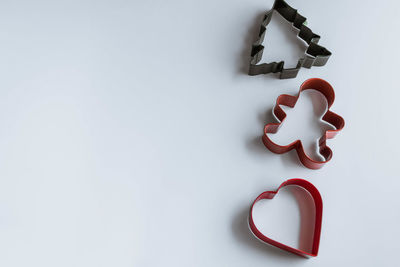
[263,78,345,169]
[249,0,331,79]
[248,178,323,258]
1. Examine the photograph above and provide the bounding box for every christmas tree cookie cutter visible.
[249,0,331,79]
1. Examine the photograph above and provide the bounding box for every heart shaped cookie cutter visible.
[248,178,323,258]
[263,78,345,169]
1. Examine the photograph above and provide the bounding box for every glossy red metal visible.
[248,179,323,258]
[263,78,345,169]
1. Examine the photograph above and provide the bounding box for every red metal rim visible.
[248,178,323,258]
[262,78,345,169]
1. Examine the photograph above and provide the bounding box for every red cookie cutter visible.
[263,78,345,169]
[248,178,323,258]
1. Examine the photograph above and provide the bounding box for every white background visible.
[0,0,399,266]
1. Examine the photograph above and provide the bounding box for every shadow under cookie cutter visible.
[263,78,345,169]
[249,0,332,79]
[248,178,323,258]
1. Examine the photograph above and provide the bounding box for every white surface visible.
[0,0,399,266]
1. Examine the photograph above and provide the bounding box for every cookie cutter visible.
[248,178,323,258]
[249,0,331,79]
[263,78,345,169]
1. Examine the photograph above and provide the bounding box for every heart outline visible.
[248,178,323,258]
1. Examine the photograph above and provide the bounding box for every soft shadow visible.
[231,205,301,260]
[279,149,305,167]
[238,11,266,75]
[246,110,275,155]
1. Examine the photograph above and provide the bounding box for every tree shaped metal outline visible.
[249,0,331,79]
